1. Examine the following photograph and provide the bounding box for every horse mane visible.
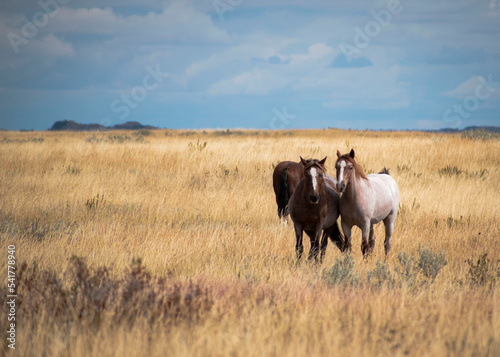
[379,167,390,175]
[303,159,327,173]
[336,154,367,180]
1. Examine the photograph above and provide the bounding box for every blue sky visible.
[0,0,499,131]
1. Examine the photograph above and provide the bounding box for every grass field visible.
[1,128,499,356]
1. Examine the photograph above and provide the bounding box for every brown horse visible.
[335,150,400,257]
[272,159,308,220]
[288,157,345,262]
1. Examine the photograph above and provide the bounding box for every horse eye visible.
[348,166,353,170]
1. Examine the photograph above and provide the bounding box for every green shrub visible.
[85,135,103,143]
[108,135,131,143]
[188,140,208,152]
[394,251,418,288]
[465,253,500,288]
[322,254,359,287]
[85,193,106,211]
[417,245,447,282]
[438,165,463,177]
[438,166,488,180]
[461,128,499,141]
[367,261,395,289]
[134,129,153,137]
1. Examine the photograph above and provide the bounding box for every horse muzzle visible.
[308,194,320,204]
[338,181,346,193]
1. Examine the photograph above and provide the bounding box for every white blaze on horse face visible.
[338,160,346,184]
[310,167,318,192]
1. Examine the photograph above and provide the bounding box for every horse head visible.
[335,149,367,193]
[300,156,327,204]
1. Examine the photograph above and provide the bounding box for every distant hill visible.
[434,125,500,133]
[48,120,157,131]
[111,121,157,130]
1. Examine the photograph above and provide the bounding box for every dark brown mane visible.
[336,154,367,180]
[304,160,327,173]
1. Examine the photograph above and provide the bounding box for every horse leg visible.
[328,222,345,252]
[383,215,395,255]
[368,224,376,254]
[320,229,331,263]
[360,222,371,257]
[341,220,352,254]
[294,224,304,261]
[306,229,320,262]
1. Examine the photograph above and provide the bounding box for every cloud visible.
[185,38,281,79]
[330,54,373,68]
[442,76,489,99]
[0,0,498,130]
[268,55,289,64]
[442,75,500,108]
[205,43,335,96]
[57,3,229,44]
[288,43,334,66]
[208,69,287,96]
[426,46,486,66]
[31,34,74,57]
[204,42,409,111]
[0,2,232,91]
[321,65,410,110]
[0,2,231,49]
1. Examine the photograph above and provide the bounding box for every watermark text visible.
[6,244,16,350]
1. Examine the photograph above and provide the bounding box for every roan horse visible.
[272,159,308,220]
[335,150,400,257]
[288,157,345,262]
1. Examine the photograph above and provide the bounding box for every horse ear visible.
[349,149,355,159]
[336,150,341,158]
[319,156,327,166]
[300,156,308,166]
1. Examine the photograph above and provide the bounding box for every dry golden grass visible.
[0,129,499,356]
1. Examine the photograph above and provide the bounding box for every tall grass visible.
[0,129,499,356]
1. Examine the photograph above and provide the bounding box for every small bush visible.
[438,166,488,179]
[86,135,100,143]
[438,165,464,177]
[9,257,213,329]
[213,129,245,136]
[367,261,395,289]
[465,254,500,288]
[394,247,447,288]
[1,137,45,144]
[394,251,418,288]
[108,135,132,143]
[461,128,500,141]
[134,129,153,137]
[188,140,208,152]
[396,164,412,174]
[65,165,82,175]
[322,254,359,287]
[235,263,258,283]
[416,245,447,282]
[27,218,51,242]
[85,194,106,211]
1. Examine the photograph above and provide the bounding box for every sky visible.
[0,0,499,131]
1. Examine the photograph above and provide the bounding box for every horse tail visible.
[329,221,346,252]
[277,168,290,218]
[379,167,390,175]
